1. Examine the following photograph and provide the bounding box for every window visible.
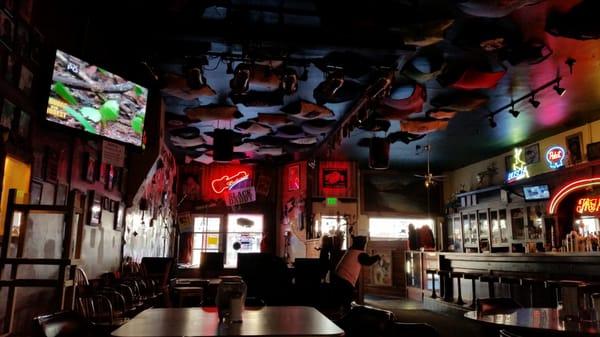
[319,215,348,249]
[191,216,221,266]
[369,217,434,240]
[225,214,263,268]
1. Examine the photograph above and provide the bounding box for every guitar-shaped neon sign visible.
[211,171,250,194]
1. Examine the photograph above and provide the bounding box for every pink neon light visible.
[211,171,249,194]
[547,177,600,214]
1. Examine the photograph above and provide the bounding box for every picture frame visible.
[5,52,17,84]
[0,98,15,130]
[106,164,115,191]
[587,142,600,162]
[15,20,29,57]
[18,63,33,96]
[287,164,300,191]
[114,203,125,231]
[524,143,540,164]
[30,179,42,205]
[566,132,583,165]
[16,110,29,139]
[82,152,96,183]
[55,183,68,206]
[87,190,101,226]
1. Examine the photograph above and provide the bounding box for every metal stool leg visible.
[456,277,465,305]
[469,278,477,309]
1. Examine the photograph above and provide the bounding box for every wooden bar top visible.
[111,306,345,337]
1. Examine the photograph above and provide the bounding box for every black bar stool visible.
[425,269,438,299]
[520,277,544,307]
[479,274,498,298]
[450,271,465,305]
[437,270,451,302]
[499,275,520,300]
[462,272,481,309]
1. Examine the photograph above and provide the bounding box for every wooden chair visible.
[33,311,93,337]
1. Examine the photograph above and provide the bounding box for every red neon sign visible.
[548,177,600,214]
[211,171,249,194]
[576,197,600,215]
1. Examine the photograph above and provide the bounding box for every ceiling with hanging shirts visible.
[45,0,600,171]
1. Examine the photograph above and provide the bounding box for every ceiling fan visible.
[414,144,445,188]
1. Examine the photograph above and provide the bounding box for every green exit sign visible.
[326,197,337,206]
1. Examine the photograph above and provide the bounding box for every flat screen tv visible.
[523,184,550,201]
[46,50,147,146]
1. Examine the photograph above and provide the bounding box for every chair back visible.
[74,267,89,286]
[200,252,225,278]
[476,298,522,315]
[141,257,175,287]
[33,311,92,337]
[338,304,396,337]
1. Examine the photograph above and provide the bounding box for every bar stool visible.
[520,277,544,307]
[499,275,520,300]
[437,270,451,302]
[462,272,481,309]
[425,269,438,299]
[450,271,465,305]
[479,274,499,298]
[544,280,562,308]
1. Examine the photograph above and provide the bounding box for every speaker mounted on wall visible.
[213,129,234,162]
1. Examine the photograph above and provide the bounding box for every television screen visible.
[46,50,147,146]
[523,185,550,201]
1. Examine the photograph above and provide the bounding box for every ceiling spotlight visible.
[553,80,566,96]
[528,96,540,108]
[488,115,497,128]
[509,107,520,118]
[300,66,309,81]
[226,60,234,74]
[565,57,576,75]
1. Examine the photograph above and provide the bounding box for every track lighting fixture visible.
[528,95,540,108]
[300,66,309,81]
[553,80,566,96]
[488,115,497,128]
[565,57,576,75]
[509,106,520,118]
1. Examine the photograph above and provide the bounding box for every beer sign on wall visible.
[506,148,530,183]
[575,196,600,215]
[546,146,566,170]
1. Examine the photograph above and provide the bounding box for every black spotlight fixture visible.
[528,95,540,108]
[509,107,520,118]
[300,66,309,81]
[553,79,566,96]
[488,115,497,128]
[226,60,234,74]
[565,57,576,75]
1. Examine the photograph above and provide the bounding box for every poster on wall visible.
[566,132,583,164]
[288,164,300,191]
[370,249,392,286]
[322,168,347,189]
[226,187,256,206]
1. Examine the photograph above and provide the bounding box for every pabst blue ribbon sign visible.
[545,146,566,170]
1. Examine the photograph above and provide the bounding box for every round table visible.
[465,308,600,336]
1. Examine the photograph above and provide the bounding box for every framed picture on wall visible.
[566,132,583,165]
[82,152,96,183]
[43,147,59,183]
[114,203,125,231]
[524,143,540,164]
[55,183,68,206]
[587,142,600,161]
[87,190,101,226]
[288,164,300,191]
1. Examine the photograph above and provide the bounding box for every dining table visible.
[464,308,600,336]
[111,306,345,337]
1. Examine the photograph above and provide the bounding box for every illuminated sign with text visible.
[546,146,566,169]
[506,148,530,183]
[575,196,600,215]
[211,171,250,194]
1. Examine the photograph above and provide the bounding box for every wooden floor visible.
[364,295,488,337]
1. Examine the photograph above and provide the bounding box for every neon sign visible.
[545,146,566,169]
[576,197,600,215]
[506,148,529,183]
[548,177,600,214]
[211,171,249,194]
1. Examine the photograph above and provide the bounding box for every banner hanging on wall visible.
[226,187,256,206]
